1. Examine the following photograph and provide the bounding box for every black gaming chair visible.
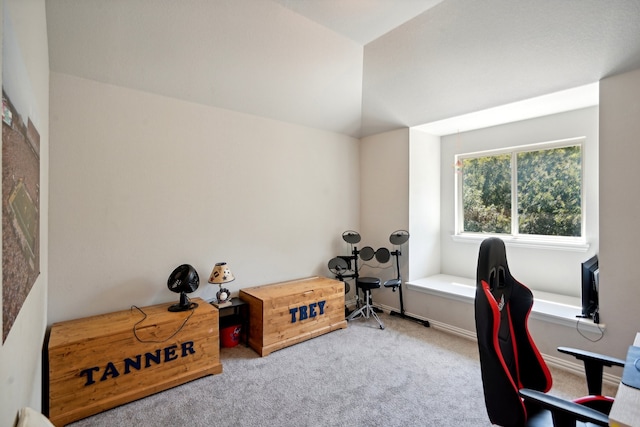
[475,237,624,427]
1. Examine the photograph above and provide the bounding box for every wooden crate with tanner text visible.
[48,298,221,426]
[239,276,347,357]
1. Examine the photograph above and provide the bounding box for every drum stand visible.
[329,230,430,326]
[331,254,357,317]
[384,230,430,327]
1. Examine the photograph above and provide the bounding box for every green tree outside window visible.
[461,145,581,237]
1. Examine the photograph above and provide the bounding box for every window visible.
[456,138,583,240]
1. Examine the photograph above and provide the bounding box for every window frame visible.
[454,136,587,249]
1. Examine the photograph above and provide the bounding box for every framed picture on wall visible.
[2,11,41,343]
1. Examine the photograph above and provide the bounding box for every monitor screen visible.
[581,255,599,318]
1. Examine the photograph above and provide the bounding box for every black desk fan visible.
[384,230,430,327]
[167,264,200,312]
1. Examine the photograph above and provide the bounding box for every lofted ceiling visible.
[270,0,445,45]
[45,0,640,138]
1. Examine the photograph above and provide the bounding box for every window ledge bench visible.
[406,274,603,334]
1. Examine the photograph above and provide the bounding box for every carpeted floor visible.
[67,312,617,426]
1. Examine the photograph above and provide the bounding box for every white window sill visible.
[451,234,589,252]
[406,274,603,333]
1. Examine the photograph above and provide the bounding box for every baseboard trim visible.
[425,318,478,341]
[375,302,477,340]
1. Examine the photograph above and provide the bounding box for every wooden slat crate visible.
[48,298,222,426]
[239,276,347,357]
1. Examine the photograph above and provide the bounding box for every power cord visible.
[576,310,605,342]
[130,305,194,343]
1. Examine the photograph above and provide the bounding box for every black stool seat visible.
[356,277,381,290]
[383,278,401,288]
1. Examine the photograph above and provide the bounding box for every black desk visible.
[212,297,249,347]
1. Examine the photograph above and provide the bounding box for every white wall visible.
[357,128,411,308]
[440,106,600,298]
[387,78,639,364]
[0,0,49,422]
[408,129,440,281]
[526,67,640,363]
[355,128,441,315]
[408,106,609,357]
[48,73,359,324]
[599,67,640,352]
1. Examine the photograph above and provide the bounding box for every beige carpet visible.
[67,312,617,427]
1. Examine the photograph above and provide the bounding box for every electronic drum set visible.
[327,230,430,327]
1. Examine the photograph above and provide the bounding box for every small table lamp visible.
[209,262,235,308]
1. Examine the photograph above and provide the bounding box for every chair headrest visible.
[477,237,511,291]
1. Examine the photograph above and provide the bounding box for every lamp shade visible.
[208,262,235,284]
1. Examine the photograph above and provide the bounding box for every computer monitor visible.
[580,255,599,319]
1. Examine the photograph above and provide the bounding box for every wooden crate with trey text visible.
[239,276,347,356]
